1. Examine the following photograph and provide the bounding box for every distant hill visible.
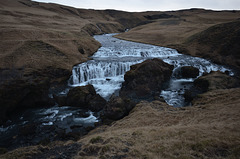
[184,20,240,70]
[116,9,240,71]
[1,0,239,73]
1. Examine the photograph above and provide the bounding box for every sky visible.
[33,0,240,12]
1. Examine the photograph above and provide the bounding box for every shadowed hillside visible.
[116,9,240,71]
[184,20,240,70]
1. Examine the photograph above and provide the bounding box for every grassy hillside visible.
[184,20,240,70]
[1,1,240,158]
[116,9,240,70]
[0,0,145,75]
[2,1,239,80]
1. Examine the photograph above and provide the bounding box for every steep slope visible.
[0,0,146,73]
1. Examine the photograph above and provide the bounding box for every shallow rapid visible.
[70,33,232,106]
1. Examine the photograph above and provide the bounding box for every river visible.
[70,33,232,106]
[0,33,233,150]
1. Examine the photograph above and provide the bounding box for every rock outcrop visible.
[120,58,173,101]
[173,66,199,79]
[103,96,136,120]
[184,71,239,103]
[56,85,106,112]
[0,79,54,125]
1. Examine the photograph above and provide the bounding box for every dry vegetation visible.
[0,0,98,71]
[116,9,240,70]
[74,88,240,159]
[0,0,145,73]
[0,0,147,122]
[118,10,233,42]
[0,1,240,158]
[117,9,240,47]
[1,88,240,158]
[1,1,239,75]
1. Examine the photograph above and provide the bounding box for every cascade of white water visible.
[72,60,144,85]
[70,34,233,103]
[93,46,180,58]
[163,55,233,77]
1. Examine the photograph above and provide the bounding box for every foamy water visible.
[70,33,233,106]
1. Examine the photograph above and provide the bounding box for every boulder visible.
[173,66,199,79]
[184,71,239,104]
[120,58,173,101]
[89,95,107,112]
[194,71,239,91]
[53,94,67,106]
[66,85,106,112]
[0,79,54,125]
[20,123,37,136]
[0,67,72,125]
[103,96,136,120]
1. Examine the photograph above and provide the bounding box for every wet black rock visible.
[120,58,173,101]
[67,85,96,107]
[0,147,8,155]
[89,95,107,112]
[0,79,54,125]
[63,85,106,112]
[53,94,67,106]
[20,123,37,136]
[184,71,240,104]
[103,95,136,120]
[0,66,71,125]
[173,66,199,79]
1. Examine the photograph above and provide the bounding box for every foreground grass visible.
[75,88,240,159]
[2,88,239,159]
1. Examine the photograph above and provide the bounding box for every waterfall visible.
[70,34,183,99]
[71,59,145,99]
[70,34,233,103]
[72,61,142,84]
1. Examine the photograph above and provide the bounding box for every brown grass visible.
[74,88,240,159]
[117,10,240,47]
[1,1,239,73]
[1,2,240,158]
[2,88,239,158]
[116,10,240,64]
[0,0,138,73]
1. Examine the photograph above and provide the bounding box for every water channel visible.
[0,33,233,150]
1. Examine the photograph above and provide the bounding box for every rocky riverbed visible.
[0,33,237,152]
